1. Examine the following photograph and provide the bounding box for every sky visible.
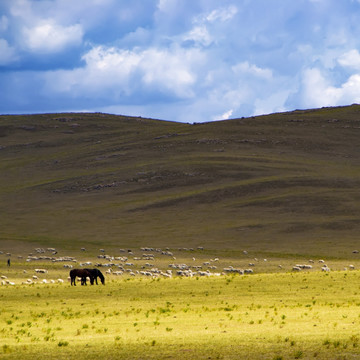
[1,0,360,123]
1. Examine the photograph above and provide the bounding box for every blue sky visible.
[1,0,360,122]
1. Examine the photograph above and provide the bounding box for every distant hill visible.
[1,105,360,257]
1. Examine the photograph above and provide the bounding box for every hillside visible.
[1,105,360,258]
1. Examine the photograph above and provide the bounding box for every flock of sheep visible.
[0,247,358,286]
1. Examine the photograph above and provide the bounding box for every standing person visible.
[7,258,10,267]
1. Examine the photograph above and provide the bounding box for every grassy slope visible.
[1,106,360,258]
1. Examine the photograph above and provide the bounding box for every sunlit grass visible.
[1,270,360,359]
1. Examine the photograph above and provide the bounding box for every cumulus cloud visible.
[44,44,204,101]
[2,1,360,121]
[338,49,360,70]
[301,68,360,108]
[215,109,233,121]
[22,20,83,53]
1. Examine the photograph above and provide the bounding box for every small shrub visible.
[58,341,69,347]
[323,339,331,347]
[2,344,11,354]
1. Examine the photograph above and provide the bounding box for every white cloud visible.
[182,25,213,47]
[253,91,289,116]
[205,5,238,23]
[121,27,152,46]
[301,68,360,108]
[232,62,273,80]
[141,47,200,98]
[0,39,18,65]
[338,49,360,70]
[45,44,204,100]
[3,0,360,121]
[22,20,83,53]
[214,109,233,121]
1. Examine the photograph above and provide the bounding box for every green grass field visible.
[1,245,360,359]
[1,106,360,358]
[1,106,360,255]
[1,264,360,359]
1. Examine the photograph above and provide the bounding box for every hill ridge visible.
[1,105,360,256]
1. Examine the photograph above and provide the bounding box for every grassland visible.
[1,261,360,359]
[0,106,360,256]
[1,105,360,358]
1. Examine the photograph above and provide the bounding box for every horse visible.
[69,269,94,286]
[84,268,105,285]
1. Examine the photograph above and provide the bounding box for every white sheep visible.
[35,269,48,273]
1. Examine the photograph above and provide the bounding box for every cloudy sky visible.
[1,0,360,122]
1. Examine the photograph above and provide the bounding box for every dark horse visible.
[69,269,94,286]
[84,268,105,285]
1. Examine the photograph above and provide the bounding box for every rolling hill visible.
[1,105,360,258]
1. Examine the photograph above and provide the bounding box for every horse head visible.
[98,270,105,285]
